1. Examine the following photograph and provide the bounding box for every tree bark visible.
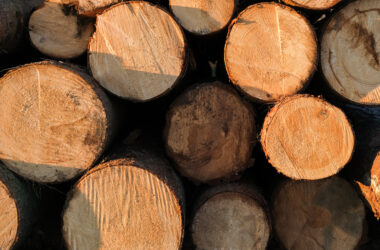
[260,95,354,180]
[169,0,235,35]
[272,177,366,250]
[0,61,115,183]
[321,0,380,105]
[0,163,38,249]
[224,2,317,103]
[88,1,188,102]
[29,0,94,59]
[191,183,270,250]
[62,143,185,250]
[164,81,256,184]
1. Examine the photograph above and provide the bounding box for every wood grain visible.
[191,183,270,250]
[169,0,235,35]
[164,82,256,183]
[0,61,114,183]
[321,0,380,105]
[282,0,342,10]
[224,2,317,102]
[63,147,184,250]
[29,1,94,59]
[89,1,187,101]
[273,177,365,250]
[261,95,354,180]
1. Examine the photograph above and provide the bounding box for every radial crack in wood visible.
[260,95,354,180]
[224,2,317,102]
[89,1,187,101]
[321,0,380,105]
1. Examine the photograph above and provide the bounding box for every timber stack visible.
[0,0,379,249]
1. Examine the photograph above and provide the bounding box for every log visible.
[164,82,256,183]
[62,144,185,250]
[0,163,38,249]
[191,183,270,250]
[321,0,380,105]
[282,0,342,10]
[29,0,94,59]
[272,177,366,250]
[0,0,44,54]
[224,2,317,102]
[89,1,187,102]
[0,61,114,183]
[67,0,121,17]
[260,95,354,180]
[169,0,235,35]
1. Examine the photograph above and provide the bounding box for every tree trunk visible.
[272,177,366,250]
[0,61,115,183]
[62,144,185,250]
[224,2,317,103]
[29,0,94,59]
[191,183,270,250]
[0,0,44,54]
[164,81,256,184]
[282,0,342,10]
[321,0,380,105]
[0,163,38,249]
[169,0,235,35]
[260,95,354,180]
[88,1,188,102]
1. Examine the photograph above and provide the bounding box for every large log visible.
[0,61,114,183]
[224,2,317,102]
[0,163,38,249]
[169,0,235,35]
[62,144,185,250]
[260,95,354,180]
[321,0,380,105]
[89,1,187,102]
[282,0,342,10]
[0,0,44,54]
[29,0,94,59]
[272,177,366,250]
[191,183,270,250]
[164,82,256,183]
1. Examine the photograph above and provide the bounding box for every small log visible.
[89,1,187,101]
[260,95,354,180]
[224,2,317,102]
[0,0,44,54]
[282,0,342,10]
[191,183,270,250]
[0,61,114,183]
[164,82,256,183]
[66,0,121,17]
[62,145,185,250]
[321,0,380,105]
[0,163,38,249]
[169,0,235,35]
[272,177,366,250]
[29,0,94,59]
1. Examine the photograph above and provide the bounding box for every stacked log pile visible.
[0,0,379,249]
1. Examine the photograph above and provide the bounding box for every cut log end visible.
[169,0,235,35]
[357,152,380,219]
[0,179,18,249]
[63,158,184,250]
[321,0,380,105]
[0,61,112,183]
[164,82,256,183]
[273,177,365,250]
[261,95,354,180]
[191,185,270,250]
[29,2,94,59]
[224,2,317,102]
[89,2,186,101]
[283,0,342,10]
